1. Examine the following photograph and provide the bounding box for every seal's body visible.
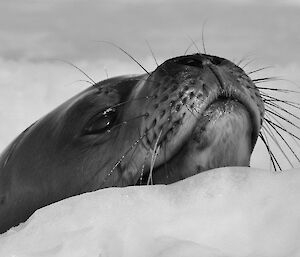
[0,54,264,233]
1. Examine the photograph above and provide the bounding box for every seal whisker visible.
[147,130,162,185]
[127,139,141,178]
[247,66,273,75]
[2,122,36,169]
[266,108,300,131]
[259,132,281,171]
[253,77,278,83]
[96,41,150,75]
[258,87,300,94]
[263,117,296,167]
[104,95,155,111]
[187,35,201,54]
[264,107,300,148]
[146,40,159,67]
[235,53,255,67]
[255,78,300,89]
[264,114,300,163]
[264,118,300,141]
[104,68,109,79]
[240,59,257,69]
[183,42,194,55]
[201,20,208,54]
[266,99,300,109]
[163,144,170,181]
[264,102,300,120]
[262,95,300,110]
[63,79,94,87]
[260,131,279,170]
[55,59,96,84]
[102,128,151,185]
[136,149,151,185]
[107,113,149,133]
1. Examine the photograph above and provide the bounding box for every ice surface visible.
[1,167,300,257]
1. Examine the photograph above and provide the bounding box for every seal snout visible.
[137,53,264,183]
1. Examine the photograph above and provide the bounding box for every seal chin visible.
[150,99,253,184]
[192,99,253,167]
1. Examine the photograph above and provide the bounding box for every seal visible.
[0,53,265,233]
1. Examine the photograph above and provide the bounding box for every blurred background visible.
[0,0,299,170]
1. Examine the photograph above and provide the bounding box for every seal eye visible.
[83,108,117,135]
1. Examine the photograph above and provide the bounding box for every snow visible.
[1,167,300,257]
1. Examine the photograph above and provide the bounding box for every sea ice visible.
[0,167,300,257]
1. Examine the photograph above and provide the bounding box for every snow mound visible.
[1,167,300,257]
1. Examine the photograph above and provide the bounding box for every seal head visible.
[0,53,264,233]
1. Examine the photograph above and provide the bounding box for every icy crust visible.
[1,167,300,257]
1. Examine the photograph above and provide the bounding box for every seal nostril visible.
[174,57,203,68]
[182,97,188,105]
